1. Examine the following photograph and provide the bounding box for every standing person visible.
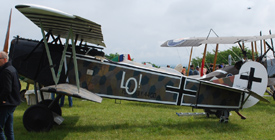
[203,67,207,75]
[181,67,186,75]
[207,63,213,74]
[215,65,220,70]
[228,54,232,66]
[60,96,73,107]
[0,51,21,140]
[189,65,194,75]
[193,66,200,75]
[51,93,56,100]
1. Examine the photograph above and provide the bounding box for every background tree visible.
[142,62,160,68]
[105,53,120,60]
[105,53,160,68]
[105,53,134,61]
[191,46,255,68]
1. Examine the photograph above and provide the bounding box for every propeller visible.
[3,9,12,53]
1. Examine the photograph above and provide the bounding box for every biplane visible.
[4,4,271,132]
[161,31,275,99]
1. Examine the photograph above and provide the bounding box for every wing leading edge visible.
[161,34,275,47]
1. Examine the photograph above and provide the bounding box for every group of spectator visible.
[206,63,225,74]
[179,65,199,76]
[174,63,225,76]
[188,65,200,75]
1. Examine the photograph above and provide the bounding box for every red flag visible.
[127,54,131,60]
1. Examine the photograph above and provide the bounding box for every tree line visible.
[191,46,254,68]
[105,53,160,68]
[105,46,254,69]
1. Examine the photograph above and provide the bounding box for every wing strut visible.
[201,44,207,76]
[69,29,80,93]
[269,30,275,57]
[254,41,258,59]
[212,44,219,71]
[40,21,59,85]
[187,47,193,76]
[40,21,80,92]
[238,42,247,59]
[260,31,263,56]
[251,42,255,61]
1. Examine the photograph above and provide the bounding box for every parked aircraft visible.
[161,31,275,99]
[5,4,270,132]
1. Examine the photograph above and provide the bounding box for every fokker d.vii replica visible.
[6,4,272,132]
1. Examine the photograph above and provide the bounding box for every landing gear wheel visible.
[20,89,27,102]
[39,99,62,116]
[23,104,54,132]
[219,117,229,123]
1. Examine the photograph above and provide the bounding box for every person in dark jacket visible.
[189,65,194,75]
[0,51,21,140]
[193,66,200,75]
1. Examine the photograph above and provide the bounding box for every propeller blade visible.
[3,9,12,53]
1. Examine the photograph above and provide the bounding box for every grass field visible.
[12,82,275,140]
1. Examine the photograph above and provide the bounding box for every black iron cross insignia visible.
[166,77,195,105]
[240,67,262,90]
[166,78,185,105]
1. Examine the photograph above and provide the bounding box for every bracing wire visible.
[229,48,242,61]
[176,48,182,65]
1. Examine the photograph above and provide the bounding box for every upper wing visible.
[161,34,275,47]
[15,4,105,47]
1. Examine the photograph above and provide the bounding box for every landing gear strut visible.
[219,110,230,123]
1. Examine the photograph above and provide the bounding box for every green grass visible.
[13,82,275,140]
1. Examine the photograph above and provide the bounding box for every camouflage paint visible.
[212,76,235,87]
[67,56,181,105]
[67,55,244,109]
[196,82,243,109]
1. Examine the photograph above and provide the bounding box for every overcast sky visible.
[1,0,275,67]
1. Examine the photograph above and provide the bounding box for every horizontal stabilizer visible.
[247,90,270,103]
[200,80,270,104]
[41,84,102,103]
